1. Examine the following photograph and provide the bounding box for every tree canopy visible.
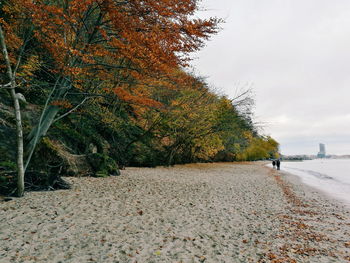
[0,0,279,196]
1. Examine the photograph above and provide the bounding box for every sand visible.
[1,162,350,263]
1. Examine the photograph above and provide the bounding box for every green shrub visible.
[87,153,120,176]
[0,161,16,171]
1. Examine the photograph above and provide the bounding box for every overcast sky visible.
[191,0,350,155]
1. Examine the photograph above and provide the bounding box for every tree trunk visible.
[0,25,25,196]
[25,78,69,170]
[10,90,25,196]
[25,105,60,170]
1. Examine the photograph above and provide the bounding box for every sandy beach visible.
[1,162,350,262]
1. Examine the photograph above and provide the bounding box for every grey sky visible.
[191,0,350,155]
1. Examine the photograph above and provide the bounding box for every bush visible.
[0,161,17,171]
[87,153,120,177]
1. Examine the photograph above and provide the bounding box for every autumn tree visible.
[236,135,279,161]
[0,0,220,196]
[0,25,25,196]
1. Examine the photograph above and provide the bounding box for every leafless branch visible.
[0,82,13,89]
[53,97,89,123]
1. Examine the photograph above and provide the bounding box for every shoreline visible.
[1,162,350,262]
[270,163,350,210]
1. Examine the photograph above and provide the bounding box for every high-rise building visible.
[317,143,326,158]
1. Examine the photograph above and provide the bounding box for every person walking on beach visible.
[276,159,281,170]
[272,160,276,169]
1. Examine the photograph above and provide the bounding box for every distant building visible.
[317,143,326,158]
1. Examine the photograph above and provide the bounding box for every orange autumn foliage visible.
[0,0,224,173]
[112,87,162,109]
[2,0,220,108]
[50,100,73,109]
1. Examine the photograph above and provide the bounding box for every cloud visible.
[192,0,350,154]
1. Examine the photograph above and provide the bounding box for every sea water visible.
[276,159,350,205]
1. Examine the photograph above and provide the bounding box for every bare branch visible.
[13,37,30,77]
[53,97,89,123]
[0,82,13,89]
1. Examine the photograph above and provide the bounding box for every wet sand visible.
[1,162,350,262]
